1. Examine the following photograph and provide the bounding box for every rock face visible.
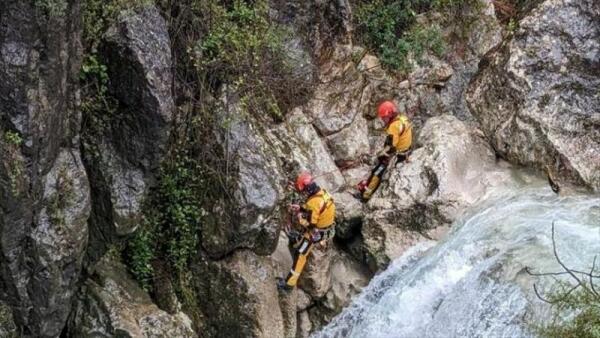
[82,5,174,263]
[192,251,285,338]
[362,115,514,270]
[393,0,503,126]
[467,0,600,191]
[202,97,285,257]
[67,257,195,337]
[0,1,91,336]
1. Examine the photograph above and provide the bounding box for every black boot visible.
[276,277,293,292]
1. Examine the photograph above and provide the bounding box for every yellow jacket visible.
[299,189,335,229]
[385,115,412,153]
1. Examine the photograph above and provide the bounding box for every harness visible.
[395,116,411,137]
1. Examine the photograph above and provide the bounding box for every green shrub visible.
[538,281,600,338]
[83,0,153,51]
[355,0,447,72]
[127,222,156,290]
[3,131,25,196]
[126,151,204,290]
[35,0,68,17]
[190,0,307,120]
[4,131,22,146]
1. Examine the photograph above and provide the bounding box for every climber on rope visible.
[356,100,413,202]
[277,172,336,292]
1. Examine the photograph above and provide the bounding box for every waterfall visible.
[315,178,600,338]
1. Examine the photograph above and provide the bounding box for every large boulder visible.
[192,250,285,338]
[304,250,370,333]
[82,5,174,263]
[201,95,286,257]
[362,115,514,270]
[326,252,370,311]
[467,0,600,191]
[0,1,91,335]
[67,257,195,337]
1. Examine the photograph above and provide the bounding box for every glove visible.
[310,228,322,242]
[288,204,301,213]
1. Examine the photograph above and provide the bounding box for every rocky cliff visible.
[0,0,597,337]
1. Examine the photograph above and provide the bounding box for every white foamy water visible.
[315,179,600,338]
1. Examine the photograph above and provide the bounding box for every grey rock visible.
[296,310,312,338]
[202,94,285,257]
[333,192,364,240]
[83,5,174,263]
[192,250,285,338]
[104,6,174,123]
[325,115,371,164]
[296,289,313,312]
[467,0,600,191]
[271,108,346,192]
[32,149,91,334]
[391,0,503,125]
[0,1,89,335]
[320,249,370,315]
[362,115,515,270]
[67,256,195,338]
[299,246,333,298]
[270,0,352,58]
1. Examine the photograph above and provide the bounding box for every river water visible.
[315,177,600,338]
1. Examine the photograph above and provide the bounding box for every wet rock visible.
[192,250,285,338]
[467,0,600,191]
[321,250,370,314]
[363,115,514,270]
[297,247,370,333]
[0,1,89,335]
[67,257,195,337]
[83,4,174,263]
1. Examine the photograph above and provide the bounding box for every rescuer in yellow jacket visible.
[358,101,413,201]
[278,172,336,291]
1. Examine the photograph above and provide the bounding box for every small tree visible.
[526,222,600,338]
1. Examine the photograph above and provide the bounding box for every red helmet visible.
[295,172,314,192]
[377,101,397,123]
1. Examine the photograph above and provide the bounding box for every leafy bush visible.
[83,0,152,51]
[4,131,22,146]
[35,0,68,17]
[529,223,600,338]
[126,151,204,291]
[538,282,600,338]
[190,0,310,119]
[354,0,445,72]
